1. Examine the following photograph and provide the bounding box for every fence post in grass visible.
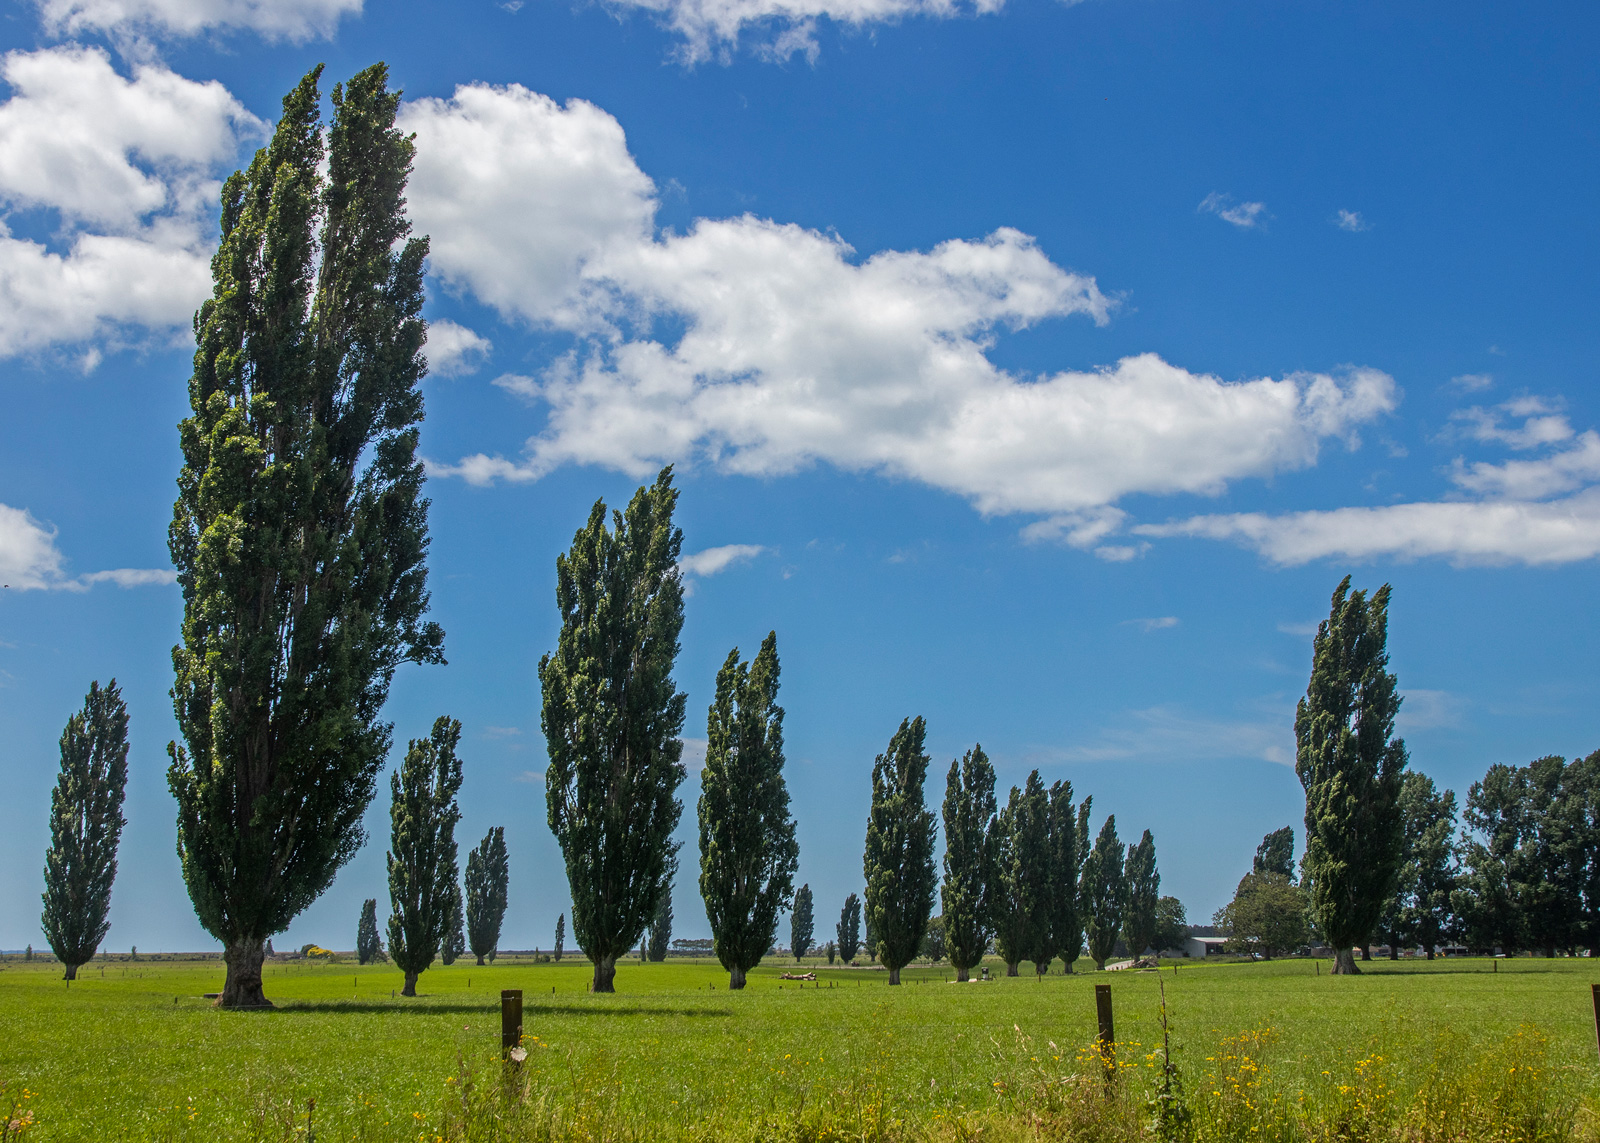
[501,989,523,1057]
[1095,982,1115,1084]
[1591,984,1600,1063]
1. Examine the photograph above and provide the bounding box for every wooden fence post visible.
[1095,982,1114,1081]
[1591,983,1599,1063]
[501,989,523,1056]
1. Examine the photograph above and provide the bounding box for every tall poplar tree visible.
[791,884,815,961]
[465,826,509,966]
[441,885,464,965]
[542,469,687,993]
[991,771,1051,976]
[648,882,673,962]
[1122,830,1160,958]
[1394,774,1458,959]
[1081,815,1126,969]
[386,717,464,996]
[554,913,565,961]
[1295,577,1408,974]
[356,898,382,964]
[941,745,997,981]
[862,717,938,985]
[836,893,862,961]
[1254,827,1295,878]
[698,634,799,989]
[1048,783,1089,972]
[167,63,444,1008]
[41,680,130,980]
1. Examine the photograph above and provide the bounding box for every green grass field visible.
[3,954,1598,1142]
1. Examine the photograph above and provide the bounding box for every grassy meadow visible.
[3,953,1598,1142]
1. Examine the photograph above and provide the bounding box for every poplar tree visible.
[791,884,815,961]
[1049,783,1090,972]
[992,771,1050,976]
[386,717,464,996]
[698,634,799,989]
[648,882,673,962]
[836,893,862,961]
[862,717,938,985]
[1122,830,1160,959]
[465,826,509,966]
[1296,577,1408,974]
[542,469,687,993]
[941,745,997,981]
[41,680,130,980]
[1393,774,1458,959]
[441,885,464,966]
[1254,827,1295,878]
[166,63,443,1008]
[356,898,381,964]
[554,913,565,961]
[1081,815,1126,969]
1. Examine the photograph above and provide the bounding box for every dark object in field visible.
[1095,982,1115,1080]
[501,989,522,1055]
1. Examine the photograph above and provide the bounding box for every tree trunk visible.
[402,970,419,997]
[1388,944,1399,960]
[476,954,485,966]
[220,936,271,1007]
[888,965,901,985]
[1005,961,1019,977]
[1425,946,1434,960]
[1062,958,1075,973]
[729,965,747,990]
[592,954,616,993]
[1331,948,1360,975]
[1361,945,1371,961]
[956,965,969,982]
[62,962,79,981]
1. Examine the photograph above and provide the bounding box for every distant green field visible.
[2,954,1598,1142]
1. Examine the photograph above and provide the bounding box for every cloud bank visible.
[35,0,360,40]
[0,502,175,590]
[0,46,260,358]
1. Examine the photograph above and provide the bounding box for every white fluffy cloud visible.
[679,543,766,576]
[1138,490,1600,567]
[35,0,359,40]
[0,47,259,357]
[1334,209,1369,232]
[410,81,1399,524]
[424,320,492,377]
[0,502,175,589]
[590,0,1009,63]
[1199,192,1268,230]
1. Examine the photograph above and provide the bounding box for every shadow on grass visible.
[242,1000,733,1017]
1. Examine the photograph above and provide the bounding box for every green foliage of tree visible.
[166,63,444,1009]
[992,771,1051,977]
[1081,815,1126,970]
[1216,872,1308,958]
[441,884,464,966]
[1122,830,1160,958]
[836,893,861,962]
[862,717,938,985]
[41,680,130,980]
[465,826,509,966]
[1458,755,1594,956]
[1295,577,1409,975]
[1254,827,1295,878]
[921,914,947,962]
[940,745,997,981]
[356,898,382,965]
[554,913,565,962]
[825,941,836,965]
[1395,774,1459,958]
[1051,787,1091,972]
[864,912,877,962]
[541,468,687,993]
[1152,895,1188,954]
[791,884,815,961]
[648,879,673,963]
[386,717,464,996]
[698,633,799,989]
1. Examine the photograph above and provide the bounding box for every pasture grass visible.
[2,954,1598,1142]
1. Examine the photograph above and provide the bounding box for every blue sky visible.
[1,0,1596,954]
